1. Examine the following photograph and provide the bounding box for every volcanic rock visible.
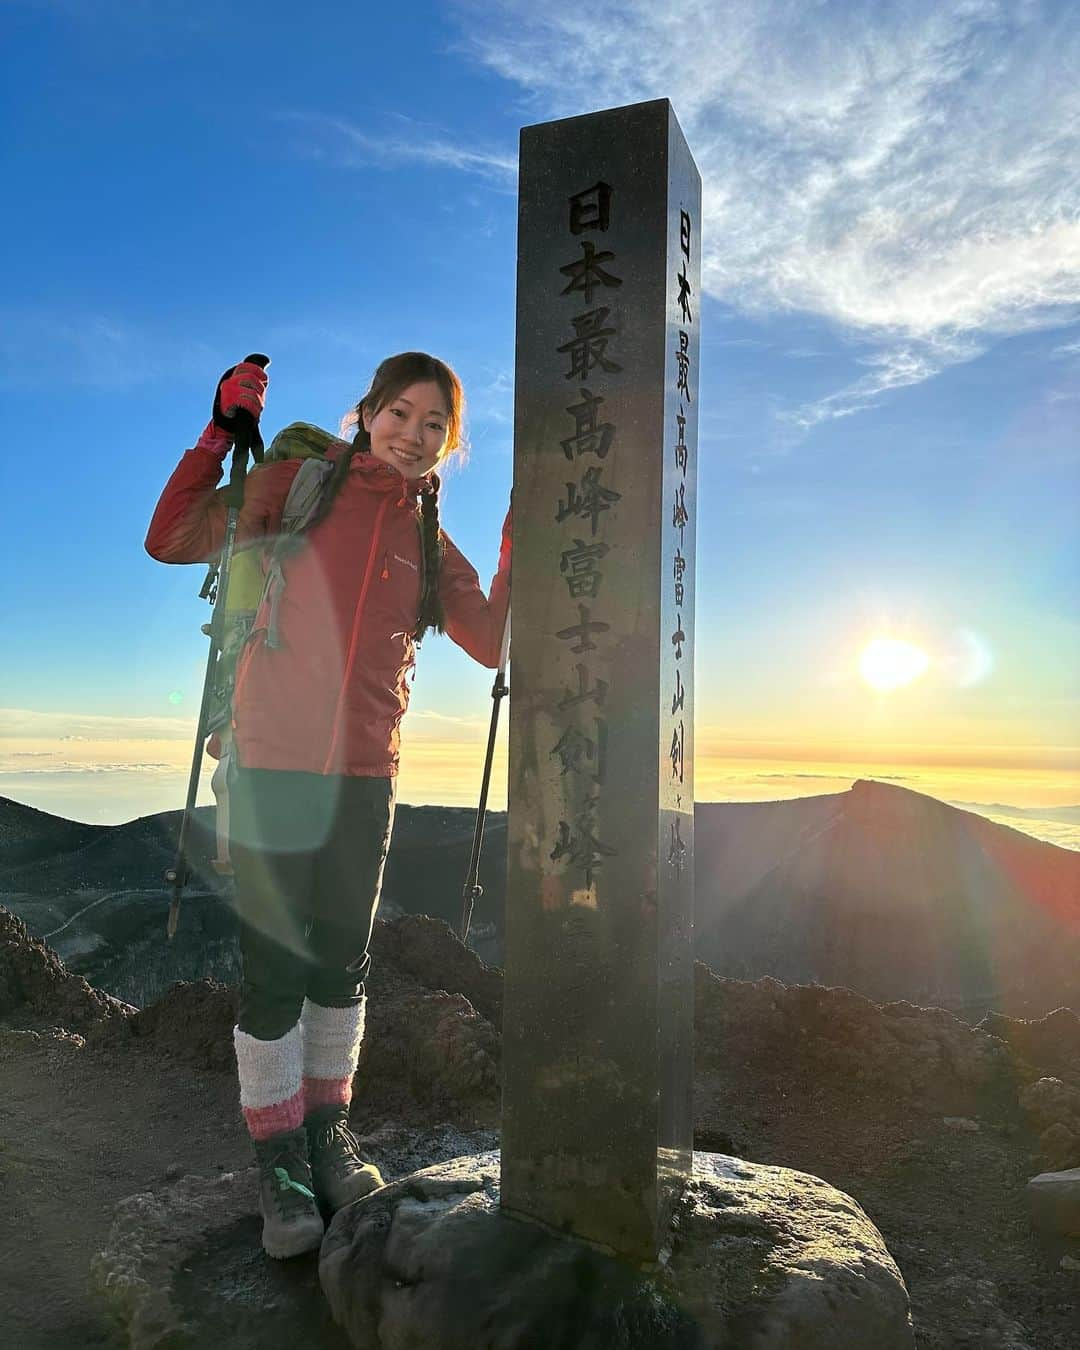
[980,1008,1080,1081]
[0,906,134,1032]
[91,1127,500,1350]
[370,913,503,1025]
[319,1150,915,1349]
[692,963,1028,1109]
[91,1168,347,1350]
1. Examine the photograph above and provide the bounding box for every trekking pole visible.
[165,354,270,940]
[459,604,511,945]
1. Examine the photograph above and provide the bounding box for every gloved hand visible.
[213,359,269,429]
[499,497,513,573]
[194,420,235,458]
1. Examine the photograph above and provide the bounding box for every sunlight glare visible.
[859,638,930,692]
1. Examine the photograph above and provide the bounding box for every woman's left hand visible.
[499,497,513,572]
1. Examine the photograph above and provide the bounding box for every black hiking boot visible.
[252,1127,325,1259]
[305,1105,385,1213]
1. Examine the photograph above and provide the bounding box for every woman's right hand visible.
[193,358,270,457]
[213,359,269,429]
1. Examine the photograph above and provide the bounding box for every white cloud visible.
[783,333,981,428]
[0,708,196,740]
[280,112,516,186]
[407,708,487,732]
[458,0,1080,414]
[0,762,176,775]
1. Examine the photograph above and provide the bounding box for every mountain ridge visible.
[2,779,1077,1018]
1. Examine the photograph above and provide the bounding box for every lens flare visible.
[942,627,994,687]
[858,638,929,692]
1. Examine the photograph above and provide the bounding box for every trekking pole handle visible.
[229,353,270,447]
[219,352,271,502]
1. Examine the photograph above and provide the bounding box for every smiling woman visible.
[858,637,930,692]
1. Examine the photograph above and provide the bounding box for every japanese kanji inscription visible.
[503,99,700,1265]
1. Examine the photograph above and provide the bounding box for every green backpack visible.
[204,422,341,742]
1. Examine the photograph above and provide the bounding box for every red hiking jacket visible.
[145,442,510,778]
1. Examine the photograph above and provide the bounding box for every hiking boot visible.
[305,1105,385,1213]
[252,1127,325,1259]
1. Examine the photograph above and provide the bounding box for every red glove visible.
[499,499,513,573]
[214,360,268,426]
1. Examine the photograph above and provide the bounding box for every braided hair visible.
[308,352,465,644]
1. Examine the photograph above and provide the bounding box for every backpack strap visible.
[263,457,336,650]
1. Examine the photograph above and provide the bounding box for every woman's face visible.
[362,379,450,479]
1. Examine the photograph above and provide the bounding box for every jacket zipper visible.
[321,494,393,774]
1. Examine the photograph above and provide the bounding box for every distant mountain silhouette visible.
[695,779,1080,1018]
[0,798,219,895]
[0,795,105,869]
[1,780,1077,1017]
[0,795,508,1002]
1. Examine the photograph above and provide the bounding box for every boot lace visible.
[258,1138,316,1217]
[313,1117,367,1178]
[273,1166,316,1201]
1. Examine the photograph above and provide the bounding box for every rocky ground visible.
[1,905,1079,1348]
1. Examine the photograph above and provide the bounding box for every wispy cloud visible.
[783,334,981,428]
[753,772,913,782]
[280,112,516,187]
[0,761,176,775]
[407,708,488,733]
[0,708,196,740]
[0,309,219,391]
[458,0,1080,416]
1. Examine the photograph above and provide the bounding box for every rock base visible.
[91,1168,349,1350]
[1026,1167,1080,1236]
[90,1125,497,1349]
[320,1150,915,1349]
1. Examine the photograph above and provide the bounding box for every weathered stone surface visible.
[89,1127,501,1350]
[503,98,700,1260]
[92,1169,254,1348]
[320,1150,914,1349]
[1025,1167,1080,1237]
[91,1167,350,1350]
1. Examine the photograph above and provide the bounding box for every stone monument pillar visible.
[316,101,914,1350]
[501,98,700,1262]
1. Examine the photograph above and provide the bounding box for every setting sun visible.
[859,638,930,692]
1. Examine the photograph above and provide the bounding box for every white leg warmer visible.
[300,997,366,1082]
[233,1023,304,1139]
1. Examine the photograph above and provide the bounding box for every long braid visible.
[328,351,465,640]
[414,473,445,642]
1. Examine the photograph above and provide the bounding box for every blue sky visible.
[1,0,1077,843]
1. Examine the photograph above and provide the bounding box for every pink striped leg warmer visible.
[301,998,366,1115]
[233,1023,305,1141]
